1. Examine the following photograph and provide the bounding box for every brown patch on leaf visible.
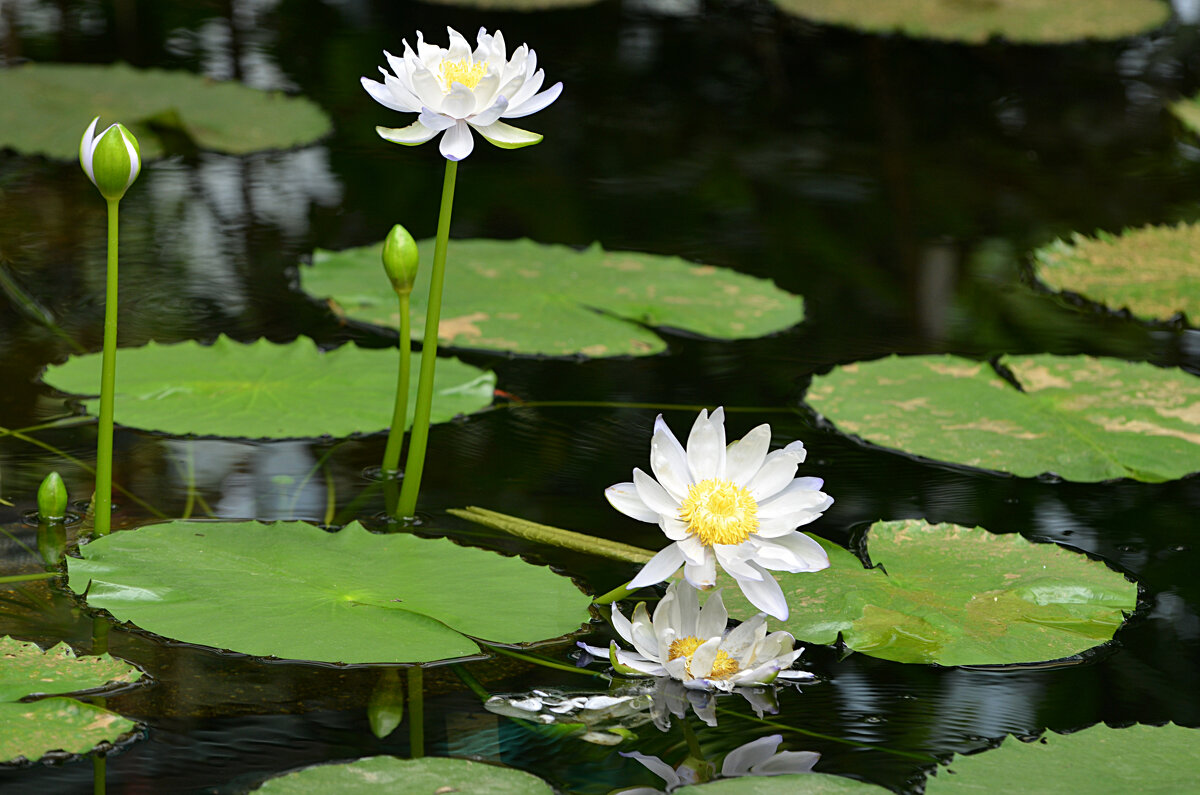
[438,312,489,339]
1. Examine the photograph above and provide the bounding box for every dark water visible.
[1,0,1199,792]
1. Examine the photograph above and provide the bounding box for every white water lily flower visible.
[578,580,812,692]
[362,26,562,161]
[619,735,820,794]
[607,408,833,620]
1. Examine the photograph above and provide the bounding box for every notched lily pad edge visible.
[0,719,145,770]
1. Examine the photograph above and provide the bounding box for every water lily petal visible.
[409,66,445,111]
[362,76,415,113]
[79,116,99,184]
[376,121,439,146]
[752,532,830,573]
[651,415,692,501]
[472,120,543,150]
[683,554,716,588]
[686,409,725,482]
[441,83,477,118]
[751,750,821,776]
[629,601,661,660]
[628,543,685,588]
[725,424,771,486]
[471,73,503,114]
[689,636,722,680]
[418,108,456,131]
[757,479,832,519]
[622,751,682,789]
[445,26,472,61]
[696,588,728,639]
[439,120,475,160]
[507,78,563,119]
[606,482,659,523]
[610,603,635,646]
[633,468,678,518]
[733,564,789,620]
[660,516,691,541]
[714,543,764,581]
[677,535,708,566]
[722,734,783,777]
[747,452,801,502]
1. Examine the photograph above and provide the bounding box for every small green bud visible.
[80,117,141,201]
[381,224,420,294]
[367,668,404,739]
[37,471,68,523]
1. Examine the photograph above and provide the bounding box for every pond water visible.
[1,0,1199,792]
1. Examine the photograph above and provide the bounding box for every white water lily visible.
[362,26,562,161]
[619,735,820,794]
[578,580,812,692]
[607,409,832,620]
[79,117,141,201]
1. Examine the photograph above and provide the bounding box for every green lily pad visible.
[1032,225,1200,326]
[421,0,601,9]
[768,0,1169,44]
[677,774,888,793]
[0,62,331,160]
[806,354,1200,483]
[41,336,495,439]
[302,238,804,357]
[0,636,143,763]
[256,755,555,793]
[721,520,1136,666]
[67,521,590,664]
[926,723,1200,794]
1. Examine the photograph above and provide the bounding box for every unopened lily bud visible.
[381,224,420,295]
[79,117,141,201]
[37,471,68,523]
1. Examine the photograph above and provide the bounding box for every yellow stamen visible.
[679,478,758,546]
[668,636,740,679]
[440,58,487,90]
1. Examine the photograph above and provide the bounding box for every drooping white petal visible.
[628,543,686,588]
[677,535,708,566]
[417,108,456,131]
[757,480,832,519]
[472,120,543,150]
[713,543,764,581]
[470,95,509,127]
[734,564,789,620]
[622,751,682,790]
[751,532,830,573]
[505,79,562,119]
[721,735,783,777]
[683,554,716,588]
[439,119,475,160]
[633,468,678,518]
[363,74,408,112]
[605,482,659,523]
[725,424,771,486]
[754,515,806,538]
[610,603,636,646]
[376,121,439,146]
[750,750,821,776]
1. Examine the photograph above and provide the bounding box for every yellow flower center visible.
[440,58,487,90]
[679,478,758,546]
[668,636,741,679]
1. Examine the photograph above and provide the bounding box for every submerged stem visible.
[94,198,121,537]
[407,666,425,758]
[396,159,458,519]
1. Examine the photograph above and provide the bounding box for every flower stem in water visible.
[94,198,121,536]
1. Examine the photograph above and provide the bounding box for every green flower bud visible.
[79,117,141,201]
[381,224,420,295]
[37,471,68,523]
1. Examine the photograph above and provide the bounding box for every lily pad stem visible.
[396,160,458,519]
[94,197,120,537]
[382,290,411,478]
[407,666,424,758]
[593,580,639,605]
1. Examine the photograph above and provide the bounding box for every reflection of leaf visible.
[0,636,144,763]
[926,723,1200,794]
[67,521,590,664]
[767,0,1169,43]
[42,336,495,439]
[807,354,1200,482]
[0,62,331,159]
[257,755,555,793]
[676,773,889,793]
[1033,225,1200,326]
[720,520,1136,666]
[302,238,804,357]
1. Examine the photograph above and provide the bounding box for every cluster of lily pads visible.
[2,7,1199,794]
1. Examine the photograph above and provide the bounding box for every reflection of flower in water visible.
[619,734,820,794]
[578,580,813,692]
[607,409,832,620]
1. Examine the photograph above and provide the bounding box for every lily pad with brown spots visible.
[1032,225,1200,326]
[719,520,1136,666]
[302,238,804,357]
[807,354,1200,482]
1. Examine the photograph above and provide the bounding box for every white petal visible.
[418,108,456,131]
[751,532,830,573]
[683,555,716,588]
[747,454,801,502]
[672,579,700,637]
[606,482,659,523]
[752,750,821,776]
[121,130,140,190]
[410,66,445,110]
[660,516,691,541]
[754,515,805,538]
[725,424,771,486]
[686,410,725,482]
[734,565,789,620]
[439,120,474,160]
[714,543,763,581]
[505,65,544,108]
[757,480,831,519]
[376,121,439,146]
[677,535,708,566]
[610,603,636,645]
[472,120,543,150]
[650,415,692,501]
[721,735,783,777]
[79,116,100,184]
[628,543,685,588]
[696,588,728,639]
[622,751,681,789]
[415,31,440,63]
[722,612,768,660]
[629,602,662,661]
[633,468,678,518]
[506,78,563,118]
[362,74,415,113]
[689,637,722,679]
[470,71,502,112]
[441,83,477,118]
[445,26,472,60]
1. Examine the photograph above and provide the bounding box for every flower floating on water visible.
[79,117,141,201]
[607,409,832,619]
[578,580,812,692]
[619,735,820,794]
[362,26,562,161]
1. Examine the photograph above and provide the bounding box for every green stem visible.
[451,664,489,701]
[396,159,458,519]
[481,642,607,679]
[448,507,655,564]
[94,198,120,537]
[407,666,424,758]
[180,441,196,520]
[93,751,106,795]
[382,291,412,479]
[0,572,58,584]
[681,719,705,761]
[593,580,639,605]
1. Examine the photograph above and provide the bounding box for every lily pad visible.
[677,774,888,793]
[768,0,1169,44]
[926,723,1200,794]
[256,755,555,793]
[720,520,1136,666]
[0,62,332,160]
[302,238,804,357]
[1032,225,1200,325]
[41,336,495,439]
[806,354,1200,483]
[421,0,601,9]
[0,636,143,763]
[66,521,590,664]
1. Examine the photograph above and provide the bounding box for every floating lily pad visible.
[677,773,889,793]
[67,521,590,664]
[0,636,143,763]
[926,723,1200,794]
[421,0,601,9]
[1032,226,1200,326]
[768,0,1170,44]
[0,62,331,160]
[807,354,1200,482]
[720,520,1136,666]
[256,755,555,793]
[303,238,804,357]
[42,336,495,439]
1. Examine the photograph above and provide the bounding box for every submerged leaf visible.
[256,755,555,793]
[302,238,804,357]
[807,354,1200,482]
[720,520,1137,666]
[67,521,590,664]
[42,336,495,439]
